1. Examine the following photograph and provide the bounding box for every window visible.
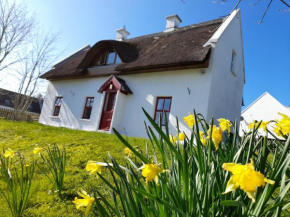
[4,99,11,106]
[230,50,236,74]
[93,49,121,66]
[82,97,94,119]
[154,97,172,125]
[53,97,63,116]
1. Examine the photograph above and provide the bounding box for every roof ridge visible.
[126,18,224,42]
[241,92,268,114]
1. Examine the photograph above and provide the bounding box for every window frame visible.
[153,97,172,126]
[105,50,117,65]
[52,96,63,116]
[94,49,121,66]
[230,50,236,76]
[82,97,94,119]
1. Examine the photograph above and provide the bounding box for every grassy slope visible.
[0,119,147,217]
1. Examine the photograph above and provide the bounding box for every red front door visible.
[99,92,117,131]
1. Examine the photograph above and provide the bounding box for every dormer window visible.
[93,49,121,66]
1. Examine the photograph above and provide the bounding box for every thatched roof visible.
[41,18,223,80]
[40,46,90,79]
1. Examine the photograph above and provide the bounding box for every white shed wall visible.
[240,92,290,138]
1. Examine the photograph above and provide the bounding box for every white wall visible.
[40,68,213,138]
[206,10,245,126]
[39,78,105,130]
[240,92,290,138]
[112,69,213,137]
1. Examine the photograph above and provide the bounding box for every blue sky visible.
[17,0,290,108]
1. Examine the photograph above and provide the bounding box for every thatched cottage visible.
[39,9,245,137]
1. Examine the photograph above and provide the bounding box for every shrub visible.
[38,144,66,198]
[0,151,35,217]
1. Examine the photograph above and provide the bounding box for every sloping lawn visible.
[0,119,147,216]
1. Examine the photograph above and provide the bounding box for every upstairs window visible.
[82,97,94,119]
[230,50,236,75]
[53,97,63,116]
[93,49,121,66]
[154,97,172,125]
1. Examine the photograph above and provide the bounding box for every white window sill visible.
[97,130,111,134]
[49,116,60,119]
[79,119,91,122]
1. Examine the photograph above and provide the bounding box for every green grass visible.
[0,119,147,217]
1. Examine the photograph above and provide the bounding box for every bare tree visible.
[216,0,290,22]
[0,0,60,121]
[0,0,35,72]
[11,32,58,121]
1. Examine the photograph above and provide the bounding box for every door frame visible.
[97,90,119,132]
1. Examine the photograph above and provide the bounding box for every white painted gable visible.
[240,92,290,138]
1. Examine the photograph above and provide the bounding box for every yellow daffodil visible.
[207,125,223,150]
[260,121,270,132]
[222,159,275,203]
[73,190,94,217]
[273,126,283,137]
[274,113,290,136]
[183,113,200,128]
[199,131,207,146]
[169,135,177,143]
[33,147,43,154]
[248,121,259,130]
[138,164,169,184]
[218,118,232,133]
[86,161,103,176]
[178,133,186,141]
[124,147,133,157]
[4,148,15,158]
[248,120,269,132]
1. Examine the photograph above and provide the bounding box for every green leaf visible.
[221,200,246,207]
[142,108,183,162]
[132,187,187,217]
[113,128,150,164]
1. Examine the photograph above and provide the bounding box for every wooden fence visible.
[0,107,39,122]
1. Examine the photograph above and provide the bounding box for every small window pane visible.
[155,111,162,123]
[115,54,121,64]
[86,98,94,107]
[55,97,62,106]
[4,99,11,106]
[231,51,236,71]
[156,99,164,110]
[106,51,116,64]
[162,112,170,125]
[83,108,92,119]
[164,99,171,110]
[53,107,60,116]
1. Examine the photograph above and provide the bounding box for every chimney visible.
[116,27,130,41]
[164,14,182,32]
